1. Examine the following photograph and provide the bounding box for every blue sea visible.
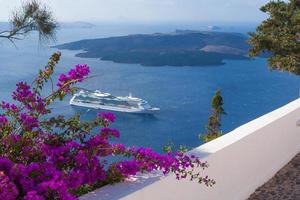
[0,23,298,152]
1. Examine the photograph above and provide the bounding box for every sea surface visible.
[0,23,298,152]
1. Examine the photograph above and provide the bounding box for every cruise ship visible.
[70,89,160,113]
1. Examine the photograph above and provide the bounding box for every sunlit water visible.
[0,24,298,152]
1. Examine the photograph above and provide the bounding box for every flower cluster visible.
[97,112,116,123]
[12,82,35,103]
[0,53,213,199]
[0,115,11,135]
[0,171,18,200]
[12,82,47,115]
[0,126,213,199]
[20,113,39,131]
[111,146,212,184]
[0,157,76,200]
[100,128,120,139]
[0,116,9,129]
[1,102,19,113]
[57,64,90,89]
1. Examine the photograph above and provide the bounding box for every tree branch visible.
[0,0,57,44]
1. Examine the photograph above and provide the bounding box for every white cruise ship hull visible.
[69,94,160,114]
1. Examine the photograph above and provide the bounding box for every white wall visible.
[81,98,300,200]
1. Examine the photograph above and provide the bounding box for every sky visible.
[0,0,270,23]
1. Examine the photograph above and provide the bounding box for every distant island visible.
[54,30,250,66]
[60,21,95,29]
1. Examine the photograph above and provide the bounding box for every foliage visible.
[163,142,190,154]
[0,0,57,44]
[200,90,226,143]
[0,52,214,199]
[200,131,223,143]
[248,0,300,75]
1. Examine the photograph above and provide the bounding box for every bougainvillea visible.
[0,52,214,199]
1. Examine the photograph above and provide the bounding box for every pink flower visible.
[20,113,39,131]
[57,64,90,89]
[24,191,45,200]
[0,116,9,129]
[97,112,116,123]
[101,128,120,138]
[0,171,19,200]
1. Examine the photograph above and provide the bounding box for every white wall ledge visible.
[81,98,300,200]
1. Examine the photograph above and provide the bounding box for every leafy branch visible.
[0,0,58,45]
